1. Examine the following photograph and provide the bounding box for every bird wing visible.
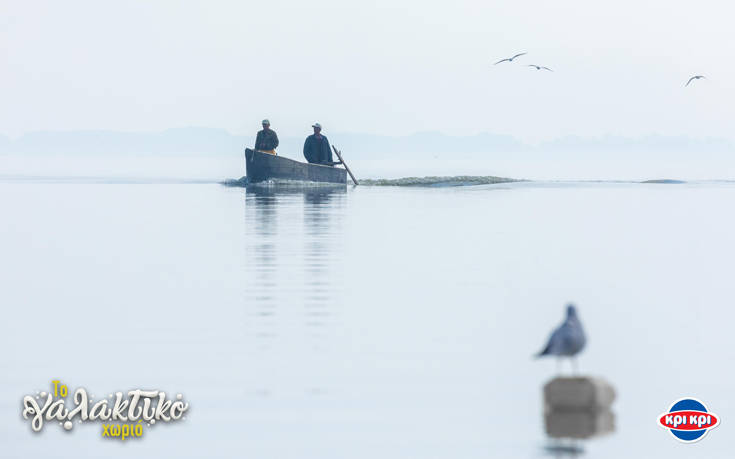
[541,67,553,72]
[685,76,695,86]
[537,317,587,357]
[535,336,553,357]
[536,326,563,357]
[511,52,527,60]
[494,58,510,65]
[557,331,584,356]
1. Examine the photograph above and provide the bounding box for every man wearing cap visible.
[254,119,279,155]
[303,123,334,165]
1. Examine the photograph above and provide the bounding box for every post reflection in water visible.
[543,409,616,457]
[542,377,617,457]
[242,185,346,394]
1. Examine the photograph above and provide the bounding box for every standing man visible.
[303,123,334,165]
[254,119,279,155]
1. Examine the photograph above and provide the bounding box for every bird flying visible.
[536,304,586,361]
[527,64,553,72]
[494,52,527,65]
[685,75,706,86]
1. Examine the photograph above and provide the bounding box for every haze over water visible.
[1,155,734,458]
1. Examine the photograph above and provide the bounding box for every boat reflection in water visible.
[542,377,616,457]
[243,183,347,346]
[242,184,347,395]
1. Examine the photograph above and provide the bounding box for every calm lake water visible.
[1,157,734,458]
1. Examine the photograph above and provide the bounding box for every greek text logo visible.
[21,380,189,440]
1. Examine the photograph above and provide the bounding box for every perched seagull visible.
[685,75,706,86]
[536,304,587,374]
[527,64,553,72]
[494,52,527,65]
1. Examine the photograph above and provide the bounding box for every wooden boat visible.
[245,148,347,185]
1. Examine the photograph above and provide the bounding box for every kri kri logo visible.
[657,398,720,443]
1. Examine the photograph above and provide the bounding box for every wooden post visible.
[332,145,358,185]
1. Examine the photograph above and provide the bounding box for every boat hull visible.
[245,148,347,185]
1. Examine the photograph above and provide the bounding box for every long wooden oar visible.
[332,145,358,185]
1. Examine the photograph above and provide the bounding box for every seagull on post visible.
[536,304,587,374]
[494,52,527,65]
[685,75,706,86]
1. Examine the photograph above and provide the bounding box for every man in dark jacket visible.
[303,123,334,165]
[254,119,279,154]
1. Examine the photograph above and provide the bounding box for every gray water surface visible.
[1,179,733,458]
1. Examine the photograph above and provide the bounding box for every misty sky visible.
[1,0,733,142]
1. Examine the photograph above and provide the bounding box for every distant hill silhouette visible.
[0,128,732,158]
[1,128,244,155]
[543,134,733,153]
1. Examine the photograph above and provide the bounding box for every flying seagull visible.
[685,75,706,86]
[527,64,553,72]
[494,52,527,65]
[536,304,586,373]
